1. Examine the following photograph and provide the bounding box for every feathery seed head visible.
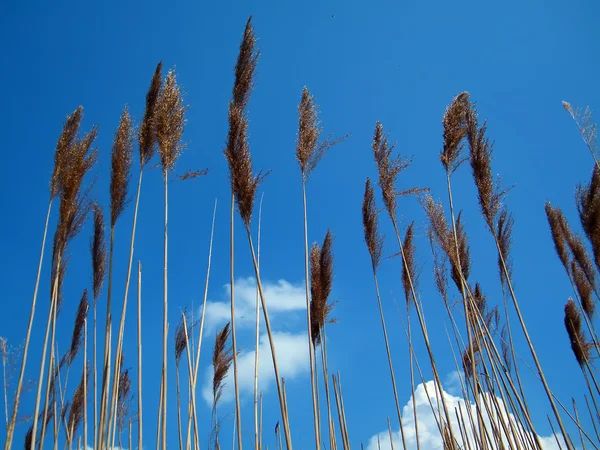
[571,259,595,320]
[362,178,384,270]
[402,222,416,306]
[441,92,470,174]
[91,203,107,301]
[564,298,591,367]
[51,106,84,198]
[212,323,233,406]
[156,69,187,175]
[139,62,163,167]
[110,106,133,227]
[296,87,347,179]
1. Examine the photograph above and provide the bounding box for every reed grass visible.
[7,17,600,450]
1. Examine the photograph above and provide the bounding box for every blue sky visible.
[1,0,600,449]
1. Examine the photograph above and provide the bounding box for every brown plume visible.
[91,203,107,301]
[497,208,514,287]
[500,325,512,374]
[61,290,89,368]
[576,165,600,272]
[430,232,449,307]
[362,178,384,270]
[296,87,347,178]
[212,323,233,406]
[564,298,592,367]
[402,222,417,306]
[67,363,89,438]
[465,102,507,230]
[139,62,163,167]
[178,168,209,181]
[50,106,84,198]
[224,17,266,227]
[372,122,426,220]
[117,368,133,434]
[545,202,571,273]
[309,231,336,345]
[422,195,470,294]
[156,69,187,174]
[24,425,33,450]
[572,259,595,320]
[174,311,191,365]
[110,106,133,227]
[441,92,470,174]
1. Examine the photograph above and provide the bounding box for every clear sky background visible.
[1,0,600,449]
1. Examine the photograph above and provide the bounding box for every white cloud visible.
[202,277,306,335]
[366,377,567,450]
[201,331,309,406]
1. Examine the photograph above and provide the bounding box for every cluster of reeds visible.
[4,15,600,450]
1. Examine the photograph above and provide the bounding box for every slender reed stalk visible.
[362,178,407,450]
[296,87,347,450]
[137,262,143,450]
[254,194,263,450]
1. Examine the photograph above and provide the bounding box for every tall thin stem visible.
[245,228,292,449]
[4,199,53,450]
[302,181,321,450]
[107,169,144,449]
[254,194,263,450]
[371,273,407,450]
[137,261,143,450]
[162,173,168,450]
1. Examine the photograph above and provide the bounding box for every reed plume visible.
[576,165,600,272]
[565,299,592,367]
[402,223,417,306]
[441,92,470,174]
[362,178,384,270]
[139,62,163,167]
[50,107,84,199]
[309,231,335,346]
[497,209,514,288]
[110,106,133,227]
[572,260,595,320]
[62,290,89,368]
[67,364,89,449]
[117,368,132,443]
[562,101,599,169]
[212,323,233,450]
[174,312,189,450]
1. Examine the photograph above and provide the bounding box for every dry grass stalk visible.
[254,195,263,450]
[137,262,143,450]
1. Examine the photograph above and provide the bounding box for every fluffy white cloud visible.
[201,330,309,406]
[202,277,306,335]
[366,375,567,450]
